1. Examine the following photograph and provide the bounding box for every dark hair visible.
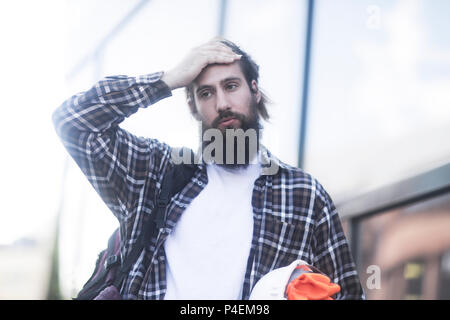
[185,39,271,121]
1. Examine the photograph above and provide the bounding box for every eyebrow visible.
[195,77,242,94]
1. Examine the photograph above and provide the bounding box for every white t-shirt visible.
[164,163,261,299]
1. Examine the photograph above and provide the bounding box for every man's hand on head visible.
[161,39,242,91]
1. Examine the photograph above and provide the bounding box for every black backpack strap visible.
[148,148,197,242]
[76,229,121,300]
[113,148,197,289]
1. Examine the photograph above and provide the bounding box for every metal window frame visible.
[298,0,315,169]
[338,163,450,265]
[336,163,450,221]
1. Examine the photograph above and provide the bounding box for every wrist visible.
[161,70,179,91]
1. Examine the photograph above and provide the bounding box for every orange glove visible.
[286,266,341,300]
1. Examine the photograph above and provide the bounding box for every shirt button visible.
[197,181,203,186]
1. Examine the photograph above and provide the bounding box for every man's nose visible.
[215,89,230,112]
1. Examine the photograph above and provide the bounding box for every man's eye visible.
[226,83,238,90]
[200,91,212,98]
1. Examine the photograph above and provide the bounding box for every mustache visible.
[211,111,245,128]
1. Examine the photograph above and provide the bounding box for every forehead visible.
[194,61,245,88]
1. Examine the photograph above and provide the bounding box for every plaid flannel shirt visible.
[52,72,365,300]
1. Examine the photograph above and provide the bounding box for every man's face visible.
[190,61,262,167]
[191,61,261,131]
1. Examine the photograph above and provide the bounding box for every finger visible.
[206,53,241,65]
[204,46,240,59]
[201,47,239,58]
[199,47,234,59]
[210,45,240,55]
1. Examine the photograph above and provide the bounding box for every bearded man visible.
[53,38,364,300]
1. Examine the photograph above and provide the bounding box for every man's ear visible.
[187,97,202,121]
[251,80,262,104]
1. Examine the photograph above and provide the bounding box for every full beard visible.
[200,98,262,170]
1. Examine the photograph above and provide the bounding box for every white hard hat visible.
[249,259,311,300]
